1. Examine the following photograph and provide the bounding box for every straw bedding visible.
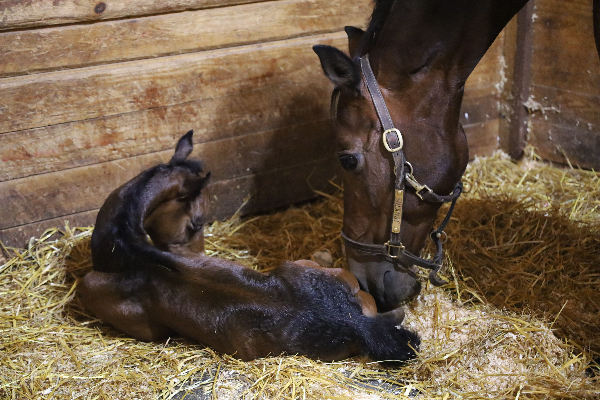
[1,149,598,399]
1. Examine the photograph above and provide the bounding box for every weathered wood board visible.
[7,0,592,248]
[0,0,374,248]
[0,35,338,177]
[527,0,600,168]
[0,0,262,31]
[461,30,508,158]
[0,0,372,77]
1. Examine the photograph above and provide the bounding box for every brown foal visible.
[79,131,419,363]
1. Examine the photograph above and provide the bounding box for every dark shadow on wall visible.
[198,77,341,222]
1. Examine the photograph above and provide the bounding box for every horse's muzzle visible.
[346,250,421,312]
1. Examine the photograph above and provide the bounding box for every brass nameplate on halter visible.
[391,189,404,233]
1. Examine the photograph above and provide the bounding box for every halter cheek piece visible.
[340,54,463,287]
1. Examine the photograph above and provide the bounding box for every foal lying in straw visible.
[79,131,419,363]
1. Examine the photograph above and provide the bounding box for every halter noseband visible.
[340,55,463,287]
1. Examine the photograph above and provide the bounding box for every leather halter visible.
[340,54,463,287]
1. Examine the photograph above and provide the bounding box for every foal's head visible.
[142,132,211,257]
[314,0,526,310]
[143,178,209,257]
[91,130,211,272]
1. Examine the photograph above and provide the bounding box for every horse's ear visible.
[171,130,194,163]
[313,45,360,89]
[344,26,365,57]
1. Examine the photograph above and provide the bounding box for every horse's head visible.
[314,0,528,310]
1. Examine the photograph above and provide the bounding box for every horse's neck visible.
[368,0,529,85]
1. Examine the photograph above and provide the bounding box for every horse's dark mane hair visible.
[357,0,397,56]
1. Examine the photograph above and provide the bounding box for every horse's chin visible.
[346,251,421,312]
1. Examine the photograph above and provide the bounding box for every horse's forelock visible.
[357,0,397,56]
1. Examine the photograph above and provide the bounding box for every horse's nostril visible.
[190,218,205,231]
[339,154,359,170]
[383,270,421,310]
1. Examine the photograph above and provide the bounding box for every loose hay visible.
[1,149,599,399]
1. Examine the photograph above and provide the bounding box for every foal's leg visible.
[79,271,171,341]
[292,259,378,317]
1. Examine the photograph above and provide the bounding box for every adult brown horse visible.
[80,131,419,363]
[314,0,600,311]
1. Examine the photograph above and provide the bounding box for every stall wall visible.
[0,0,572,247]
[527,0,600,168]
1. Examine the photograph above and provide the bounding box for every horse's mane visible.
[357,0,396,56]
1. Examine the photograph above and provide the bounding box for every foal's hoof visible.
[356,290,377,317]
[293,260,378,317]
[293,259,322,269]
[311,249,334,267]
[294,260,360,293]
[379,307,406,324]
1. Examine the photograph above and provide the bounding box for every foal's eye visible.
[338,154,359,171]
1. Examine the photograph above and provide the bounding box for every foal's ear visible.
[313,45,360,89]
[344,26,365,57]
[187,171,211,199]
[199,171,211,191]
[171,130,194,162]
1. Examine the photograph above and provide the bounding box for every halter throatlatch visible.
[340,55,463,287]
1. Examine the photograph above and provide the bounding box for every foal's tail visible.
[357,309,420,366]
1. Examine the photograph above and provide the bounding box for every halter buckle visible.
[384,241,405,258]
[405,172,433,200]
[382,128,403,153]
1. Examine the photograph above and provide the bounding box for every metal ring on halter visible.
[382,128,403,152]
[436,231,448,244]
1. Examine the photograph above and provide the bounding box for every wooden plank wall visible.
[0,0,507,248]
[526,0,600,169]
[461,30,511,157]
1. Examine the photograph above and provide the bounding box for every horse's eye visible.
[339,154,359,171]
